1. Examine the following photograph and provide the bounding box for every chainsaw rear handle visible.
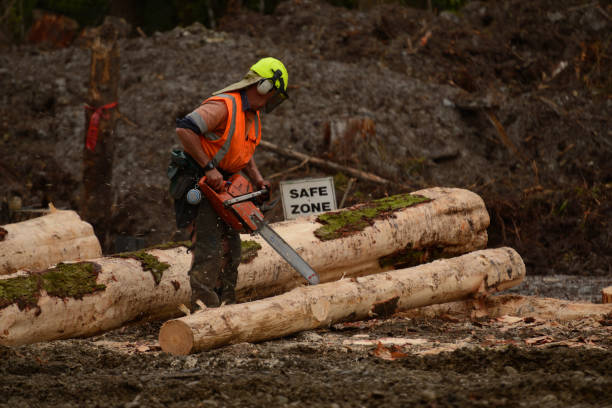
[197,175,265,233]
[197,176,245,231]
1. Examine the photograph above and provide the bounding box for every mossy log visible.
[0,247,190,346]
[159,247,524,355]
[236,187,489,301]
[0,210,102,275]
[402,294,612,321]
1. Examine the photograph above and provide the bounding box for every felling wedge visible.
[0,208,102,275]
[159,247,525,355]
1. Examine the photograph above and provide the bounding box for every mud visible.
[1,313,610,407]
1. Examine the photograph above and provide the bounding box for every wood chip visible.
[178,304,191,315]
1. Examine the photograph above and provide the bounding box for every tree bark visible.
[159,247,524,355]
[402,294,612,321]
[0,247,190,346]
[236,187,489,301]
[0,209,101,275]
[80,22,120,252]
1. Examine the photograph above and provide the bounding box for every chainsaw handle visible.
[198,175,229,193]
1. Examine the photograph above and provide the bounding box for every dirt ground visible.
[1,308,611,408]
[1,0,611,406]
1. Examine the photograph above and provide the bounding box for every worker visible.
[168,57,289,309]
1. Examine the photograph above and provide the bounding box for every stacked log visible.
[1,187,490,346]
[159,247,525,355]
[0,209,102,275]
[236,187,489,300]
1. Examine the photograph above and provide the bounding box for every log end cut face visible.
[159,319,194,355]
[314,193,431,241]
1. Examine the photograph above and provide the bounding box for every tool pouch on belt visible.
[168,149,203,228]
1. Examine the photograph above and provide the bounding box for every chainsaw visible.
[195,174,320,285]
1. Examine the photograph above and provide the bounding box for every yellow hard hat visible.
[213,57,289,97]
[250,57,289,95]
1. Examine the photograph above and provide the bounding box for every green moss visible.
[241,240,262,264]
[40,262,106,298]
[314,193,431,241]
[146,241,192,251]
[0,275,39,310]
[112,251,170,285]
[0,262,105,311]
[378,246,446,269]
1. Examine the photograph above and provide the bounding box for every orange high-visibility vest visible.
[198,92,261,174]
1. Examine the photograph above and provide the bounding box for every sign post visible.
[279,177,337,220]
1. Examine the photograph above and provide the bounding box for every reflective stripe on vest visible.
[254,114,261,142]
[210,94,237,167]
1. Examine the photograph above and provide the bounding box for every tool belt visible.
[168,149,203,228]
[167,149,236,228]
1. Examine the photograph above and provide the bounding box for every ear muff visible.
[256,69,283,95]
[256,79,274,95]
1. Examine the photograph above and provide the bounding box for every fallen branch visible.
[338,177,356,208]
[485,110,525,162]
[259,140,392,185]
[159,247,525,355]
[266,157,309,180]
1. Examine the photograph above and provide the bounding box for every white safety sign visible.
[279,177,337,220]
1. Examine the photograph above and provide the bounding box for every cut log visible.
[403,294,612,321]
[236,187,489,300]
[0,209,102,275]
[602,286,612,304]
[159,247,524,355]
[0,246,190,346]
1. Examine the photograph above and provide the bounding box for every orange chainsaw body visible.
[197,174,263,232]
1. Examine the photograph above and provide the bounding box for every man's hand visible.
[205,168,225,192]
[255,179,271,192]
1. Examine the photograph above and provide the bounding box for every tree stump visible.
[80,22,120,252]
